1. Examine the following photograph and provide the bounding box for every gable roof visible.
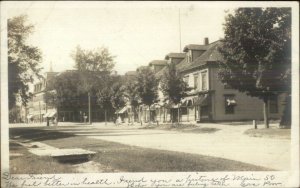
[149,60,168,66]
[124,71,137,76]
[180,40,223,72]
[165,53,186,60]
[183,44,208,52]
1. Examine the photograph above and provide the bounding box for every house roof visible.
[165,53,186,60]
[136,66,148,71]
[183,44,208,52]
[124,71,136,76]
[180,40,223,72]
[149,60,168,66]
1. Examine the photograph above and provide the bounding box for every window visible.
[269,96,278,113]
[224,94,236,114]
[181,107,187,115]
[183,76,189,85]
[193,74,199,89]
[201,71,207,90]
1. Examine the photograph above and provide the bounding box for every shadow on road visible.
[9,128,76,142]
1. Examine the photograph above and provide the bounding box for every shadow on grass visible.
[42,136,273,172]
[183,127,220,133]
[140,124,220,134]
[9,127,76,142]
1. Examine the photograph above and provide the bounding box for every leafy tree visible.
[123,77,140,123]
[8,15,42,110]
[96,75,126,123]
[71,46,115,124]
[136,67,159,123]
[45,71,97,123]
[45,71,82,110]
[160,62,190,123]
[218,8,291,128]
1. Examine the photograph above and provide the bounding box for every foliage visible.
[218,8,291,99]
[71,46,115,93]
[160,62,190,105]
[96,75,126,120]
[8,15,42,109]
[218,8,291,127]
[45,71,85,109]
[123,75,139,108]
[135,67,159,107]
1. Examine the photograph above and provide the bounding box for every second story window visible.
[201,71,207,90]
[193,74,199,90]
[183,76,189,85]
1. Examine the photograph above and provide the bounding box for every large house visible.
[135,38,287,123]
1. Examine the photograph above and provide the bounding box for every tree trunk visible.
[148,105,151,124]
[88,92,91,124]
[263,97,269,128]
[104,109,107,125]
[177,107,180,123]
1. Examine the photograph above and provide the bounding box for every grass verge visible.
[141,123,220,134]
[10,127,272,173]
[9,141,75,174]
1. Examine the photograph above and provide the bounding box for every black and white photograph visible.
[1,1,299,188]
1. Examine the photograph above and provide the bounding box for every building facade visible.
[135,38,286,123]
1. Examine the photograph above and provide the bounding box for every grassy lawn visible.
[141,123,220,134]
[9,141,75,174]
[244,127,291,139]
[10,127,271,173]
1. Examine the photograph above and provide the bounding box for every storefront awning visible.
[150,103,161,110]
[193,95,209,106]
[43,112,50,118]
[181,97,194,107]
[48,111,57,117]
[43,111,56,118]
[116,106,128,114]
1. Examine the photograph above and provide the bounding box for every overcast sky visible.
[5,2,243,74]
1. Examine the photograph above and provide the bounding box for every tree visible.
[218,8,291,128]
[71,46,115,124]
[45,71,95,123]
[8,15,42,110]
[123,77,140,123]
[45,71,82,111]
[96,75,126,124]
[135,67,159,123]
[160,62,190,123]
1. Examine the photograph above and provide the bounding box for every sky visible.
[5,1,233,75]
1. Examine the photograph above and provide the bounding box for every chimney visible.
[204,37,209,45]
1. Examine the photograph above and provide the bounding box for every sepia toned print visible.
[1,1,299,188]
